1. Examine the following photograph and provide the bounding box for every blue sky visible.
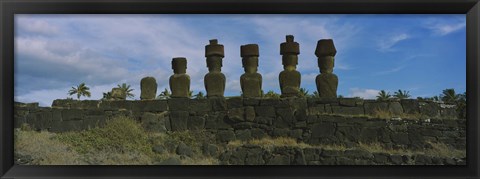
[14,14,466,106]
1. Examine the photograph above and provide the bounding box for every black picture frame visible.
[1,0,479,178]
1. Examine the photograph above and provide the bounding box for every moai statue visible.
[279,35,301,98]
[111,87,126,100]
[204,39,226,98]
[240,44,262,98]
[315,39,338,98]
[140,77,157,100]
[169,57,191,98]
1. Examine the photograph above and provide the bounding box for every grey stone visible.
[245,147,265,165]
[266,155,290,165]
[401,99,419,114]
[131,100,168,112]
[176,142,193,157]
[308,105,325,115]
[419,102,440,118]
[388,102,404,116]
[187,115,205,130]
[255,106,276,117]
[202,143,219,157]
[169,111,188,131]
[275,107,295,128]
[168,98,190,111]
[210,98,228,111]
[226,97,243,109]
[152,145,166,154]
[251,128,267,139]
[140,77,157,100]
[235,129,252,141]
[245,106,256,122]
[227,108,244,122]
[62,109,84,121]
[311,122,336,138]
[390,133,410,145]
[111,88,126,100]
[339,98,360,107]
[364,102,389,116]
[157,157,182,165]
[190,99,211,113]
[217,130,236,142]
[331,106,364,116]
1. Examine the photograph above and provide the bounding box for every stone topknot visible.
[280,35,300,55]
[205,39,224,57]
[240,44,259,57]
[172,57,187,68]
[315,39,337,57]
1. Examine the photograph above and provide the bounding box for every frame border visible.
[1,0,479,178]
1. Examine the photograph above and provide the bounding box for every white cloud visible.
[377,33,409,52]
[348,88,380,99]
[15,18,59,36]
[424,18,466,36]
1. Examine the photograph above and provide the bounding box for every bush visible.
[56,115,151,155]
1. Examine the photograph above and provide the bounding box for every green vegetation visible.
[263,90,281,99]
[15,116,218,165]
[68,83,91,100]
[102,92,112,100]
[376,90,392,101]
[393,89,411,99]
[157,88,171,100]
[194,91,206,99]
[117,83,135,99]
[299,88,309,98]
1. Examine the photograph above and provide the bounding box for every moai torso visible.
[240,44,262,98]
[279,35,301,98]
[204,39,226,98]
[169,57,191,98]
[140,77,157,100]
[111,87,126,100]
[315,39,338,98]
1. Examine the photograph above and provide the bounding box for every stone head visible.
[241,44,259,73]
[318,56,335,73]
[172,57,187,74]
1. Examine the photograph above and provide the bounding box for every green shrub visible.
[56,116,151,155]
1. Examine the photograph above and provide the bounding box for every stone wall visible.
[14,98,465,151]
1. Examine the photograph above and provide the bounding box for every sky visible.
[14,14,466,107]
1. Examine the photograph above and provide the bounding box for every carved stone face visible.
[207,56,223,71]
[282,55,298,70]
[242,57,258,73]
[318,56,334,74]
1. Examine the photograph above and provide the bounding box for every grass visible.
[15,116,464,165]
[14,116,218,165]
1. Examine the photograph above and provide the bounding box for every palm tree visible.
[117,83,135,99]
[376,90,391,101]
[194,91,206,99]
[188,90,193,98]
[102,92,112,100]
[299,88,309,97]
[157,88,171,100]
[68,83,91,100]
[263,90,280,99]
[338,95,344,98]
[393,89,411,99]
[441,88,461,104]
[312,91,320,98]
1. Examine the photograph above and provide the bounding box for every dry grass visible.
[14,129,86,165]
[227,137,349,151]
[320,109,424,120]
[15,116,218,165]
